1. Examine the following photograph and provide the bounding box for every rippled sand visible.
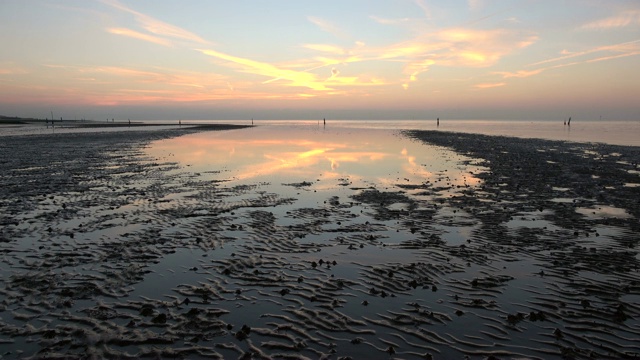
[0,125,639,359]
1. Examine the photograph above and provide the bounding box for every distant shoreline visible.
[0,116,251,132]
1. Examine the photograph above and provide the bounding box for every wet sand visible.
[1,126,639,359]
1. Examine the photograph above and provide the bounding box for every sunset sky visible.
[1,0,639,120]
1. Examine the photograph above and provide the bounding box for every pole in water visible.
[323,118,326,126]
[437,117,439,126]
[568,117,571,126]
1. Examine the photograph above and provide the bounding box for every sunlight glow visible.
[0,0,638,119]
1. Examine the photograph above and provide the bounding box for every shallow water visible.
[3,118,639,146]
[146,124,481,190]
[155,119,640,146]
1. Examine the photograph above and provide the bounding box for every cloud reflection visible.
[145,127,486,201]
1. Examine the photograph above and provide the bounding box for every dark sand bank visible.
[405,130,640,232]
[0,117,248,129]
[0,127,639,359]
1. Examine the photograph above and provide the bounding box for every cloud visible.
[102,0,210,45]
[530,39,640,67]
[37,64,249,103]
[102,0,536,95]
[414,0,432,19]
[369,15,410,25]
[580,10,640,30]
[474,82,505,89]
[107,28,173,47]
[382,28,537,69]
[300,26,537,89]
[303,44,346,55]
[198,46,387,92]
[490,39,640,84]
[397,28,536,87]
[198,49,332,91]
[584,51,640,63]
[308,16,346,38]
[494,69,544,78]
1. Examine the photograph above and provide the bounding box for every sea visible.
[1,119,639,147]
[151,119,640,146]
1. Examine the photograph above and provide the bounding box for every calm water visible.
[2,119,639,147]
[146,124,484,190]
[180,119,640,146]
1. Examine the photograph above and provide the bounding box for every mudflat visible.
[0,126,639,359]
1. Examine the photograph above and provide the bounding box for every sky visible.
[0,0,639,121]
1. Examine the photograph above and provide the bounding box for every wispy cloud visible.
[414,0,432,20]
[492,39,640,83]
[434,28,537,67]
[102,0,210,45]
[474,82,505,89]
[580,10,640,30]
[198,48,386,92]
[101,0,535,95]
[199,49,332,91]
[300,26,537,89]
[493,69,544,78]
[107,28,173,47]
[303,44,347,55]
[529,39,640,67]
[308,16,346,38]
[584,50,640,63]
[369,15,410,25]
[35,63,260,104]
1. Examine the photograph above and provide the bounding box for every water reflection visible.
[146,124,478,191]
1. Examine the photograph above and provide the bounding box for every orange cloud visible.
[494,69,544,78]
[300,26,536,90]
[474,82,506,89]
[199,49,387,92]
[34,63,312,105]
[198,49,332,91]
